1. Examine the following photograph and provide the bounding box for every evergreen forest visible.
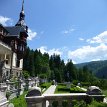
[23,47,107,89]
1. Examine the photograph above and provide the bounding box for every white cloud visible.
[87,31,107,44]
[38,46,63,56]
[64,60,77,64]
[91,58,101,62]
[37,46,47,53]
[62,28,75,35]
[0,16,12,26]
[0,16,37,41]
[68,43,107,63]
[79,38,84,41]
[27,29,37,40]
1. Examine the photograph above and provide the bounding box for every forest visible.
[23,47,107,89]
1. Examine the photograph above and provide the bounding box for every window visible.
[6,55,10,65]
[6,59,8,64]
[0,27,3,33]
[16,59,20,67]
[6,71,8,76]
[17,72,18,77]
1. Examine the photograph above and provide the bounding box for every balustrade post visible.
[48,100,53,107]
[42,100,46,107]
[68,100,72,107]
[58,100,62,107]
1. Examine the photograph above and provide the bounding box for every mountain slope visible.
[75,60,107,78]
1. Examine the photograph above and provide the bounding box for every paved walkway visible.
[43,85,57,95]
[42,85,57,107]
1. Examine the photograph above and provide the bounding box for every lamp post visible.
[67,71,71,88]
[17,77,21,98]
[67,71,70,82]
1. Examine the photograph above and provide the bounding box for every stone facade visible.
[0,0,28,81]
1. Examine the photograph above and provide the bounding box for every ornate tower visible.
[2,0,29,78]
[15,0,28,67]
[15,0,28,32]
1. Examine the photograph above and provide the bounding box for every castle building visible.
[0,0,28,82]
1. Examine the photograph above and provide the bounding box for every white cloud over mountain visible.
[66,30,107,63]
[68,43,107,63]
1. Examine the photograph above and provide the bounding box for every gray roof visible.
[0,24,9,33]
[4,26,26,37]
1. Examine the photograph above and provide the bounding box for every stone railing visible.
[0,83,8,107]
[25,93,106,107]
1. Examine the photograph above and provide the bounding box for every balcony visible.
[0,40,11,54]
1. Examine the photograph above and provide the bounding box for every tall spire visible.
[22,0,24,12]
[15,0,28,32]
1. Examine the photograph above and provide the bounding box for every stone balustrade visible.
[0,84,8,107]
[25,93,105,107]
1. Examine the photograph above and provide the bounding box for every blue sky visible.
[1,0,107,64]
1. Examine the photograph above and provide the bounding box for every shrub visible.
[9,91,28,107]
[72,100,87,107]
[81,82,90,86]
[88,100,107,107]
[58,83,66,86]
[40,82,51,89]
[72,80,79,85]
[70,87,86,93]
[71,84,76,88]
[55,85,70,93]
[58,87,70,92]
[6,91,11,100]
[22,71,30,79]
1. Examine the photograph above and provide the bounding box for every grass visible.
[9,91,28,107]
[40,82,51,93]
[55,84,70,94]
[55,84,86,94]
[52,100,107,107]
[88,100,107,107]
[103,90,107,96]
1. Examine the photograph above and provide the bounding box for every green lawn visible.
[9,91,28,107]
[40,82,51,93]
[55,84,70,94]
[103,90,107,96]
[55,84,86,94]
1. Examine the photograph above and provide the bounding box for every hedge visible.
[70,87,86,93]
